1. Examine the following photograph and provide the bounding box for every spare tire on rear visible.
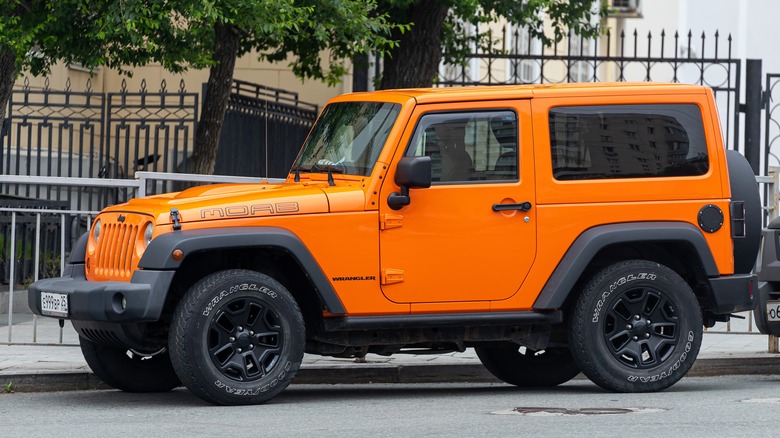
[726,150,761,274]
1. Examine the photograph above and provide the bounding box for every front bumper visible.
[28,263,174,323]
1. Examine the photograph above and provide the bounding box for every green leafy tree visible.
[166,0,400,175]
[378,0,609,89]
[0,0,398,176]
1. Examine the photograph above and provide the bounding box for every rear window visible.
[549,104,708,180]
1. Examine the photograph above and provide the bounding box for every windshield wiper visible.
[310,161,346,186]
[290,165,311,182]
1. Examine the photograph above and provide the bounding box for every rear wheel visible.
[568,260,702,392]
[475,344,580,387]
[169,269,305,405]
[80,337,180,392]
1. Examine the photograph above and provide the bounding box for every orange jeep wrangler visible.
[29,83,761,405]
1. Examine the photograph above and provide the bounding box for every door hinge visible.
[381,268,404,285]
[380,214,403,230]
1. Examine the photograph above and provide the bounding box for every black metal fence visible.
[0,77,198,211]
[436,27,741,153]
[215,80,318,179]
[766,74,780,173]
[1,77,316,285]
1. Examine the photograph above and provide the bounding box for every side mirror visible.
[387,156,431,210]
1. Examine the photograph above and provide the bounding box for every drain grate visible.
[492,407,665,416]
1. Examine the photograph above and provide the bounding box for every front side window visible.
[405,110,518,183]
[294,102,401,176]
[549,104,708,180]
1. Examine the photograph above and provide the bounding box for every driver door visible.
[379,101,536,304]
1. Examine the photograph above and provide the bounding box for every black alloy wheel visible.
[568,259,702,393]
[601,286,680,369]
[207,296,284,383]
[170,269,305,405]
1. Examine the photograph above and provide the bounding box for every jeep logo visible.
[200,202,299,219]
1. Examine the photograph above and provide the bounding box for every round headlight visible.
[93,219,101,243]
[144,222,154,246]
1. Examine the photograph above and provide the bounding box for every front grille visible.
[94,222,138,279]
[87,212,152,281]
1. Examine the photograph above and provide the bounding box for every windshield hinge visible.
[380,214,403,230]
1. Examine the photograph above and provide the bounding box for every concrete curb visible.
[2,357,779,393]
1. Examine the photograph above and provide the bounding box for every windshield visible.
[293,101,401,176]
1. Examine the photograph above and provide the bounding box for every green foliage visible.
[0,0,399,82]
[380,0,608,68]
[3,381,13,393]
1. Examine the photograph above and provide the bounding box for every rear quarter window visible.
[549,104,708,180]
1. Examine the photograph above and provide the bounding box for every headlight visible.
[143,222,154,246]
[93,219,101,243]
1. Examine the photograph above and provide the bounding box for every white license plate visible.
[41,292,69,317]
[767,300,780,322]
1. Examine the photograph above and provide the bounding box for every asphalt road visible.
[1,376,779,437]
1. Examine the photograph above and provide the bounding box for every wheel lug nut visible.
[237,348,243,353]
[238,326,243,331]
[249,344,254,349]
[647,320,651,325]
[626,324,633,330]
[645,333,651,338]
[250,331,254,335]
[229,337,236,342]
[632,336,638,341]
[634,315,641,320]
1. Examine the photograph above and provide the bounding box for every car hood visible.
[101,181,367,226]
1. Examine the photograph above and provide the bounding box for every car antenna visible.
[327,167,335,186]
[294,166,300,182]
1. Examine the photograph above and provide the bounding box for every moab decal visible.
[200,202,299,219]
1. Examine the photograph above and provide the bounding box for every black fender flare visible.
[138,227,347,314]
[533,222,719,310]
[69,232,89,264]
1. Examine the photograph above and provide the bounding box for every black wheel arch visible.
[533,222,719,311]
[139,227,347,318]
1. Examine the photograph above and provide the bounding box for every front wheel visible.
[79,337,180,392]
[475,344,580,387]
[568,260,702,393]
[169,269,305,405]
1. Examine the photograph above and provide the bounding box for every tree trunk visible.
[190,24,241,176]
[0,46,18,141]
[380,0,449,89]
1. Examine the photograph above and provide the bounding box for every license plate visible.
[768,300,780,322]
[41,292,69,317]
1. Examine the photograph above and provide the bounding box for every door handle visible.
[492,202,532,212]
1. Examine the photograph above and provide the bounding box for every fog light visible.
[112,293,127,313]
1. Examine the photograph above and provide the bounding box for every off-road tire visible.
[79,337,181,392]
[475,344,580,387]
[568,260,702,393]
[169,269,305,405]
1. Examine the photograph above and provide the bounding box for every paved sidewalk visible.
[1,317,779,392]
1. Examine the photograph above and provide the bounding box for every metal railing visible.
[0,172,281,345]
